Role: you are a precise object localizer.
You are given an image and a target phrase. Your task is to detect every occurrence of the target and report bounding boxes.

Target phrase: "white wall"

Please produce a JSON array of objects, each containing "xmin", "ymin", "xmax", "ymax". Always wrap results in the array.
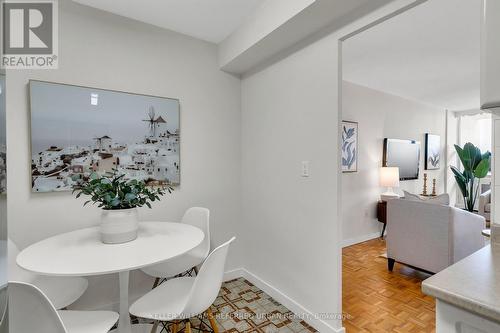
[
  {"xmin": 341, "ymin": 81, "xmax": 446, "ymax": 246},
  {"xmin": 240, "ymin": 30, "xmax": 342, "ymax": 333},
  {"xmin": 6, "ymin": 0, "xmax": 241, "ymax": 310},
  {"xmin": 492, "ymin": 113, "xmax": 500, "ymax": 240},
  {"xmin": 239, "ymin": 1, "xmax": 421, "ymax": 332}
]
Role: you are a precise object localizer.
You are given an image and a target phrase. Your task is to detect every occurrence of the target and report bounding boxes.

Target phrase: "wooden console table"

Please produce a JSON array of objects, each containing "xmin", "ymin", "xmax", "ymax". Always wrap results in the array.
[{"xmin": 377, "ymin": 201, "xmax": 387, "ymax": 238}]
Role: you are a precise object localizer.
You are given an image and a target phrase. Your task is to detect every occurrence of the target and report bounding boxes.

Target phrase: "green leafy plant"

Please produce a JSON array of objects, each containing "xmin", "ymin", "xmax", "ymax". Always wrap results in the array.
[
  {"xmin": 73, "ymin": 171, "xmax": 172, "ymax": 210},
  {"xmin": 450, "ymin": 142, "xmax": 491, "ymax": 212}
]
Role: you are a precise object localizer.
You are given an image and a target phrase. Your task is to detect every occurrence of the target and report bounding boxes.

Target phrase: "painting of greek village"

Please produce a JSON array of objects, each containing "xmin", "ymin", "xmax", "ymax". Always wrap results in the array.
[{"xmin": 30, "ymin": 81, "xmax": 180, "ymax": 193}]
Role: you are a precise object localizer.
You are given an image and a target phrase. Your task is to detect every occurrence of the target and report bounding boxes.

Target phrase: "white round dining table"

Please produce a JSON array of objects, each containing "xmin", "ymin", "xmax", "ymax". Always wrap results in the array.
[{"xmin": 17, "ymin": 222, "xmax": 205, "ymax": 333}]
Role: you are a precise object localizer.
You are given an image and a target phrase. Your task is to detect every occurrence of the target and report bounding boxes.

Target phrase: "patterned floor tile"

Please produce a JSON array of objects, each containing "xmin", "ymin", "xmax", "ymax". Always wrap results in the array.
[
  {"xmin": 131, "ymin": 279, "xmax": 318, "ymax": 332},
  {"xmin": 210, "ymin": 278, "xmax": 318, "ymax": 333}
]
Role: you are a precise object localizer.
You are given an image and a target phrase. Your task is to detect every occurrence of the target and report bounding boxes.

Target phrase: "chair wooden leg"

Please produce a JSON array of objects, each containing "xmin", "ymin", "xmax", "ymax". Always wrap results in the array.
[
  {"xmin": 185, "ymin": 321, "xmax": 192, "ymax": 333},
  {"xmin": 152, "ymin": 277, "xmax": 160, "ymax": 289},
  {"xmin": 171, "ymin": 321, "xmax": 179, "ymax": 333},
  {"xmin": 150, "ymin": 321, "xmax": 159, "ymax": 333},
  {"xmin": 206, "ymin": 307, "xmax": 219, "ymax": 333}
]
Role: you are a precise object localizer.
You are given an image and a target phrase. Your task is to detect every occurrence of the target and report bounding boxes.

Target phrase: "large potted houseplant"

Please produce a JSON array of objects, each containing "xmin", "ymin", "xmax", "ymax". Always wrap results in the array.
[
  {"xmin": 73, "ymin": 172, "xmax": 172, "ymax": 244},
  {"xmin": 450, "ymin": 142, "xmax": 491, "ymax": 212}
]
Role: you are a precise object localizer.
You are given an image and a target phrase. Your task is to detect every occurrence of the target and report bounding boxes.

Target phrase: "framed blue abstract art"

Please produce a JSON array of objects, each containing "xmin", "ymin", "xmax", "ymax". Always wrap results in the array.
[{"xmin": 341, "ymin": 121, "xmax": 358, "ymax": 173}]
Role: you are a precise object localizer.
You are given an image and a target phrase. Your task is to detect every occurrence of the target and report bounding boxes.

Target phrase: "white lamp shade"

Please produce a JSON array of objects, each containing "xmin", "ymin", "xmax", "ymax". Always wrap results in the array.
[{"xmin": 380, "ymin": 167, "xmax": 400, "ymax": 187}]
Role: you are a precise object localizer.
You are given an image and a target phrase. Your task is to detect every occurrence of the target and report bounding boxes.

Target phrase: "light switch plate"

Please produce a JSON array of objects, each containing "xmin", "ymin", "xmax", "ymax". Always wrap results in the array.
[{"xmin": 301, "ymin": 161, "xmax": 310, "ymax": 177}]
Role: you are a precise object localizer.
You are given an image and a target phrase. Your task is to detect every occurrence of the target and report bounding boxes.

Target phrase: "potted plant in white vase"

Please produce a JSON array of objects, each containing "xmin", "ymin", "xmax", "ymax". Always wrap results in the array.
[{"xmin": 73, "ymin": 171, "xmax": 172, "ymax": 244}]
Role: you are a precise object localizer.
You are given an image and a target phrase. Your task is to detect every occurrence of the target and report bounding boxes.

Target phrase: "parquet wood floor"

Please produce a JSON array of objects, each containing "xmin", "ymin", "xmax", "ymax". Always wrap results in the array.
[{"xmin": 342, "ymin": 238, "xmax": 436, "ymax": 333}]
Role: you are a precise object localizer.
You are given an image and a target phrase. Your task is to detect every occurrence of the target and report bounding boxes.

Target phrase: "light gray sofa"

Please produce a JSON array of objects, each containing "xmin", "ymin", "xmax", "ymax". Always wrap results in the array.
[{"xmin": 386, "ymin": 198, "xmax": 485, "ymax": 274}]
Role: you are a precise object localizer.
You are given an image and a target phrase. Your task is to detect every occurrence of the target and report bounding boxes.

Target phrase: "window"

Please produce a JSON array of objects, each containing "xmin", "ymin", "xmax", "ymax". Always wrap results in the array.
[{"xmin": 459, "ymin": 113, "xmax": 492, "ymax": 155}]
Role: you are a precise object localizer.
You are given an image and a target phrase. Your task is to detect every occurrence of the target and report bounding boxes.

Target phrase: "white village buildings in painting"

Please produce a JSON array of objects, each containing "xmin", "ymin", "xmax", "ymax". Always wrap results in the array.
[{"xmin": 32, "ymin": 107, "xmax": 180, "ymax": 192}]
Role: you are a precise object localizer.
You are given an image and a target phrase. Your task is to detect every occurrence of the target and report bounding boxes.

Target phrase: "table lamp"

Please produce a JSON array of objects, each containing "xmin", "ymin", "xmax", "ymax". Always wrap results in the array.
[{"xmin": 380, "ymin": 167, "xmax": 400, "ymax": 201}]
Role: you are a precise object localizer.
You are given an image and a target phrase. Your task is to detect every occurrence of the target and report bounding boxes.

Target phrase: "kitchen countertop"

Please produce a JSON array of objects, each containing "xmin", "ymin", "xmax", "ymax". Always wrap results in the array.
[{"xmin": 422, "ymin": 244, "xmax": 500, "ymax": 322}]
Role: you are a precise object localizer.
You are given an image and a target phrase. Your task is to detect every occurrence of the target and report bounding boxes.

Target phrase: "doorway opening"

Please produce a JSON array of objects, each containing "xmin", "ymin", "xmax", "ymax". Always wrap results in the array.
[{"xmin": 338, "ymin": 0, "xmax": 485, "ymax": 331}]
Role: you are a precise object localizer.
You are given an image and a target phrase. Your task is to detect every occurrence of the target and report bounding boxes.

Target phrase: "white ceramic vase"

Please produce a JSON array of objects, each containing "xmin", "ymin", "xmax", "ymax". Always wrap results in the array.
[{"xmin": 100, "ymin": 208, "xmax": 139, "ymax": 244}]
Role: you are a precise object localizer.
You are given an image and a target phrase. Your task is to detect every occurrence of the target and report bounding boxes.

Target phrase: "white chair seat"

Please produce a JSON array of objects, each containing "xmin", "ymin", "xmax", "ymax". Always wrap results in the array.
[
  {"xmin": 10, "ymin": 282, "xmax": 119, "ymax": 333},
  {"xmin": 131, "ymin": 237, "xmax": 235, "ymax": 333},
  {"xmin": 58, "ymin": 310, "xmax": 119, "ymax": 333},
  {"xmin": 33, "ymin": 276, "xmax": 88, "ymax": 309},
  {"xmin": 130, "ymin": 277, "xmax": 195, "ymax": 321},
  {"xmin": 141, "ymin": 253, "xmax": 204, "ymax": 279}
]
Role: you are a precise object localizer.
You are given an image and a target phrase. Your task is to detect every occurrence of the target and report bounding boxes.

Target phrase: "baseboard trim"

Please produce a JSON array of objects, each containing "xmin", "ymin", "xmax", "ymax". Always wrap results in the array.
[
  {"xmin": 342, "ymin": 232, "xmax": 380, "ymax": 248},
  {"xmin": 223, "ymin": 268, "xmax": 245, "ymax": 282},
  {"xmin": 224, "ymin": 268, "xmax": 344, "ymax": 333},
  {"xmin": 80, "ymin": 268, "xmax": 345, "ymax": 333}
]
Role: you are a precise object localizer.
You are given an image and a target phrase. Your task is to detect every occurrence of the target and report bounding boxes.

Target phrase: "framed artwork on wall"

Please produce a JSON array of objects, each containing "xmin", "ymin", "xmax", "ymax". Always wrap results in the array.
[
  {"xmin": 425, "ymin": 133, "xmax": 440, "ymax": 170},
  {"xmin": 342, "ymin": 121, "xmax": 358, "ymax": 173},
  {"xmin": 29, "ymin": 80, "xmax": 180, "ymax": 193}
]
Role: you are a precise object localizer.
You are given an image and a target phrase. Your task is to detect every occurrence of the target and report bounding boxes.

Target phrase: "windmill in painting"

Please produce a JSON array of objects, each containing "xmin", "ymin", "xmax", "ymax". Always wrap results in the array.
[
  {"xmin": 342, "ymin": 121, "xmax": 358, "ymax": 173},
  {"xmin": 143, "ymin": 106, "xmax": 167, "ymax": 138},
  {"xmin": 30, "ymin": 81, "xmax": 180, "ymax": 193}
]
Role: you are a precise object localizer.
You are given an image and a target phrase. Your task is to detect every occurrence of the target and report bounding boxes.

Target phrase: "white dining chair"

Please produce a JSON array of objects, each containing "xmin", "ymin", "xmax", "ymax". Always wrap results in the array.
[
  {"xmin": 130, "ymin": 237, "xmax": 235, "ymax": 333},
  {"xmin": 141, "ymin": 207, "xmax": 211, "ymax": 287},
  {"xmin": 10, "ymin": 281, "xmax": 118, "ymax": 333},
  {"xmin": 8, "ymin": 239, "xmax": 89, "ymax": 309}
]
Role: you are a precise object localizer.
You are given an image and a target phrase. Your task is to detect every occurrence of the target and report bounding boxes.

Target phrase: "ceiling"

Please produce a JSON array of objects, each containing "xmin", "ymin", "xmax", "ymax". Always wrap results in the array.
[
  {"xmin": 72, "ymin": 0, "xmax": 266, "ymax": 43},
  {"xmin": 342, "ymin": 0, "xmax": 481, "ymax": 111}
]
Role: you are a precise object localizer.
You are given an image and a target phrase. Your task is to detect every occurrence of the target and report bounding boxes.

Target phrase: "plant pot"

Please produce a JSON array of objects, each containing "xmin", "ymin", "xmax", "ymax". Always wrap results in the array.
[{"xmin": 100, "ymin": 208, "xmax": 139, "ymax": 244}]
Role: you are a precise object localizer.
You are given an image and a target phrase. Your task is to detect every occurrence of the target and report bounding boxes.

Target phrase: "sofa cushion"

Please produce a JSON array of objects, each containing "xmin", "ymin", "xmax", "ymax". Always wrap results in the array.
[
  {"xmin": 403, "ymin": 191, "xmax": 422, "ymax": 201},
  {"xmin": 403, "ymin": 191, "xmax": 450, "ymax": 205}
]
